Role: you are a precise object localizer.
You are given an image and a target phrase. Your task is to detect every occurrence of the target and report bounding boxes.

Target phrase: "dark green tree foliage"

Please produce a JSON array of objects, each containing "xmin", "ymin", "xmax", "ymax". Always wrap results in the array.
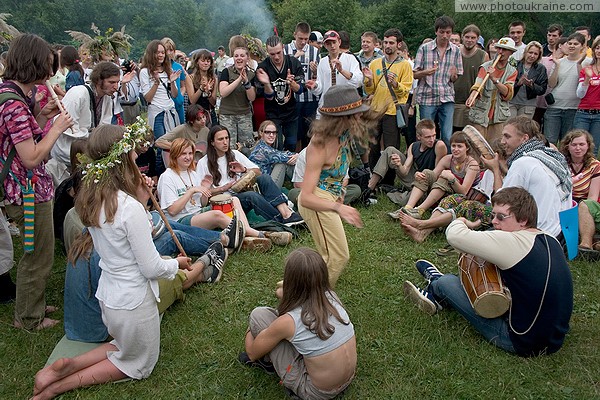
[{"xmin": 3, "ymin": 0, "xmax": 600, "ymax": 57}]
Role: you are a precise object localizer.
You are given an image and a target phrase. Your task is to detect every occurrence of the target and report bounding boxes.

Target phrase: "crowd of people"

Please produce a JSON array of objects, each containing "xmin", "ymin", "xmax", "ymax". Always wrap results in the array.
[{"xmin": 0, "ymin": 14, "xmax": 597, "ymax": 399}]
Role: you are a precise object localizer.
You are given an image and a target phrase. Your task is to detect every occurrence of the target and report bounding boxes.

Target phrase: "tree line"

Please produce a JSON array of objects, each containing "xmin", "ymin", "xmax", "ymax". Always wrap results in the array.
[{"xmin": 3, "ymin": 0, "xmax": 598, "ymax": 58}]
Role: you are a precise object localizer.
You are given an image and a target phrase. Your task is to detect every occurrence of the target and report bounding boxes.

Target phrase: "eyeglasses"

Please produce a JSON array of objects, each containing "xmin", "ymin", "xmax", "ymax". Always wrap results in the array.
[
  {"xmin": 491, "ymin": 212, "xmax": 514, "ymax": 221},
  {"xmin": 263, "ymin": 130, "xmax": 277, "ymax": 136}
]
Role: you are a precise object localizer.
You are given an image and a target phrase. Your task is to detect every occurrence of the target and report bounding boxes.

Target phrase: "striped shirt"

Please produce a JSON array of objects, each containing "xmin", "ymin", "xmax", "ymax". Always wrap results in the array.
[
  {"xmin": 413, "ymin": 40, "xmax": 463, "ymax": 106},
  {"xmin": 284, "ymin": 42, "xmax": 320, "ymax": 103},
  {"xmin": 571, "ymin": 159, "xmax": 600, "ymax": 202}
]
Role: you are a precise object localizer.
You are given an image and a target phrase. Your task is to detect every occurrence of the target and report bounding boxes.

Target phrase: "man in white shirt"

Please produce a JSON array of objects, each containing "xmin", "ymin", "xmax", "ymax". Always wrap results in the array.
[
  {"xmin": 508, "ymin": 21, "xmax": 527, "ymax": 61},
  {"xmin": 484, "ymin": 116, "xmax": 571, "ymax": 238},
  {"xmin": 305, "ymin": 30, "xmax": 363, "ymax": 117},
  {"xmin": 49, "ymin": 62, "xmax": 122, "ymax": 183},
  {"xmin": 284, "ymin": 22, "xmax": 321, "ymax": 150}
]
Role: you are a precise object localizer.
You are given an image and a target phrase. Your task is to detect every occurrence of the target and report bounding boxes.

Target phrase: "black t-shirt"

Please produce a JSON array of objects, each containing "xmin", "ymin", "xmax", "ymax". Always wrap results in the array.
[{"xmin": 257, "ymin": 55, "xmax": 304, "ymax": 120}]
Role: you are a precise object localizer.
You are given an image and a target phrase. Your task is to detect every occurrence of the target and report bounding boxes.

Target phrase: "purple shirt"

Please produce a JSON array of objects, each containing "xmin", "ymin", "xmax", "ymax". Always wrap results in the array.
[{"xmin": 0, "ymin": 86, "xmax": 54, "ymax": 205}]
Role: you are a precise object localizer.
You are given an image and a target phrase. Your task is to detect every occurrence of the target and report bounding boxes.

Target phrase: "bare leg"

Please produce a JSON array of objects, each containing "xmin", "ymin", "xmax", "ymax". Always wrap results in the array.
[
  {"xmin": 276, "ymin": 203, "xmax": 292, "ymax": 219},
  {"xmin": 417, "ymin": 188, "xmax": 446, "ymax": 211},
  {"xmin": 579, "ymin": 202, "xmax": 596, "ymax": 248},
  {"xmin": 367, "ymin": 173, "xmax": 382, "ymax": 190},
  {"xmin": 33, "ymin": 343, "xmax": 122, "ymax": 396},
  {"xmin": 405, "ymin": 187, "xmax": 425, "ymax": 208},
  {"xmin": 231, "ymin": 197, "xmax": 261, "ymax": 237},
  {"xmin": 181, "ymin": 260, "xmax": 206, "ymax": 290},
  {"xmin": 191, "ymin": 210, "xmax": 230, "ymax": 230}
]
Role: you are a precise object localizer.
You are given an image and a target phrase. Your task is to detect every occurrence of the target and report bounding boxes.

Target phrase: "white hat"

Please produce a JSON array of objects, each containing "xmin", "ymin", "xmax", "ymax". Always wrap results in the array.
[
  {"xmin": 495, "ymin": 37, "xmax": 517, "ymax": 52},
  {"xmin": 310, "ymin": 31, "xmax": 324, "ymax": 43}
]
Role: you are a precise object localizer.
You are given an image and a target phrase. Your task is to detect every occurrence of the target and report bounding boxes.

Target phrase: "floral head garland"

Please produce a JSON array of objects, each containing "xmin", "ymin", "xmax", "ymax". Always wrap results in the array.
[
  {"xmin": 65, "ymin": 23, "xmax": 133, "ymax": 59},
  {"xmin": 80, "ymin": 116, "xmax": 151, "ymax": 185}
]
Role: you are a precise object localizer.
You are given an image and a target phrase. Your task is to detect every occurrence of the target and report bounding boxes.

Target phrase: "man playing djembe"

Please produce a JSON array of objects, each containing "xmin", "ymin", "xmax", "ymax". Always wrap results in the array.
[{"xmin": 404, "ymin": 187, "xmax": 573, "ymax": 356}]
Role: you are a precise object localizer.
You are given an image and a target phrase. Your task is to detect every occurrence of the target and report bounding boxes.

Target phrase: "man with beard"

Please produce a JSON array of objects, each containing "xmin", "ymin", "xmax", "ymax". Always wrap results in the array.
[
  {"xmin": 466, "ymin": 37, "xmax": 518, "ymax": 141},
  {"xmin": 256, "ymin": 35, "xmax": 305, "ymax": 152},
  {"xmin": 483, "ymin": 115, "xmax": 571, "ymax": 238},
  {"xmin": 50, "ymin": 62, "xmax": 122, "ymax": 172},
  {"xmin": 453, "ymin": 25, "xmax": 489, "ymax": 132},
  {"xmin": 363, "ymin": 28, "xmax": 413, "ymax": 155}
]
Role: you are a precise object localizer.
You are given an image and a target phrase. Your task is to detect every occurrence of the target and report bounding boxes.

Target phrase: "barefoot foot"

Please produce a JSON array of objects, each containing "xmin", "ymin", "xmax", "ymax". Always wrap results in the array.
[
  {"xmin": 401, "ymin": 223, "xmax": 428, "ymax": 243},
  {"xmin": 33, "ymin": 358, "xmax": 75, "ymax": 395},
  {"xmin": 14, "ymin": 318, "xmax": 60, "ymax": 331}
]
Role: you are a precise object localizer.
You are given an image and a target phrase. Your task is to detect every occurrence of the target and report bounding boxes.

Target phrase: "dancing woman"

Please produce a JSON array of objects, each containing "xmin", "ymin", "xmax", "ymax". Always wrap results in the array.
[{"xmin": 298, "ymin": 85, "xmax": 378, "ymax": 287}]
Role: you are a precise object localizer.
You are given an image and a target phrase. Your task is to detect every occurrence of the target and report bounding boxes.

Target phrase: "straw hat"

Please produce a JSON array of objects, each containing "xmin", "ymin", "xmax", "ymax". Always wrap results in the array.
[
  {"xmin": 495, "ymin": 37, "xmax": 517, "ymax": 52},
  {"xmin": 319, "ymin": 85, "xmax": 371, "ymax": 116}
]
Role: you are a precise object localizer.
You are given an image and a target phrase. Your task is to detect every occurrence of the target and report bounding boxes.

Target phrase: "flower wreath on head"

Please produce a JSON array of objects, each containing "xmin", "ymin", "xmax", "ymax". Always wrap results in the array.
[{"xmin": 79, "ymin": 116, "xmax": 151, "ymax": 185}]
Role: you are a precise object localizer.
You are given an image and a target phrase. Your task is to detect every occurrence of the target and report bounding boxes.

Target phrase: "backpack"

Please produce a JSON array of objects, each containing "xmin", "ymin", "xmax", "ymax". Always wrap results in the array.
[{"xmin": 0, "ymin": 92, "xmax": 27, "ymax": 201}]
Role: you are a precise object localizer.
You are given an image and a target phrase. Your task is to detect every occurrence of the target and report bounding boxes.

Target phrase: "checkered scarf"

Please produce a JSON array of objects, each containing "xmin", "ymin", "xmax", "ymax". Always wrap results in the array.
[{"xmin": 507, "ymin": 139, "xmax": 572, "ymax": 201}]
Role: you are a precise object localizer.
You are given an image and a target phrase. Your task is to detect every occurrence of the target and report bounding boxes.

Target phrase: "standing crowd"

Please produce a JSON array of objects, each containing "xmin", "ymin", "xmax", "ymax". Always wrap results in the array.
[{"xmin": 0, "ymin": 14, "xmax": 597, "ymax": 399}]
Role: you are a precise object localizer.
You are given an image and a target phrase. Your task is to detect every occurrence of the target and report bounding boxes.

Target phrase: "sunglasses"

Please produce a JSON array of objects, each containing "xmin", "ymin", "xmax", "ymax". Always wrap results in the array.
[
  {"xmin": 263, "ymin": 130, "xmax": 277, "ymax": 135},
  {"xmin": 491, "ymin": 212, "xmax": 513, "ymax": 221}
]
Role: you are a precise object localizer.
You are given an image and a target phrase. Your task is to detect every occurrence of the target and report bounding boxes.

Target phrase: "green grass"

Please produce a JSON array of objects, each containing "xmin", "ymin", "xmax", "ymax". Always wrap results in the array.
[{"xmin": 1, "ymin": 195, "xmax": 599, "ymax": 399}]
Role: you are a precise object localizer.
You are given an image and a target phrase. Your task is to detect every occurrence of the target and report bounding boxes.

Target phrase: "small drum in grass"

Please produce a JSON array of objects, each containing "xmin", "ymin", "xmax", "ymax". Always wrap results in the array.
[
  {"xmin": 459, "ymin": 253, "xmax": 511, "ymax": 318},
  {"xmin": 465, "ymin": 187, "xmax": 489, "ymax": 204},
  {"xmin": 210, "ymin": 193, "xmax": 234, "ymax": 218}
]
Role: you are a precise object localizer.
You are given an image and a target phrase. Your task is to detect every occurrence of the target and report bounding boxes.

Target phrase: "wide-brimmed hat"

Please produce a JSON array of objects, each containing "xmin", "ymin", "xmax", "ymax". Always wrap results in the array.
[
  {"xmin": 495, "ymin": 37, "xmax": 517, "ymax": 52},
  {"xmin": 319, "ymin": 85, "xmax": 371, "ymax": 116}
]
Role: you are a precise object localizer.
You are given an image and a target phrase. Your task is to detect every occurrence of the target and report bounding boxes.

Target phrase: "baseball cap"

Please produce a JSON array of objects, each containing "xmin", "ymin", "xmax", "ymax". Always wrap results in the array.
[
  {"xmin": 323, "ymin": 30, "xmax": 340, "ymax": 43},
  {"xmin": 309, "ymin": 31, "xmax": 324, "ymax": 43}
]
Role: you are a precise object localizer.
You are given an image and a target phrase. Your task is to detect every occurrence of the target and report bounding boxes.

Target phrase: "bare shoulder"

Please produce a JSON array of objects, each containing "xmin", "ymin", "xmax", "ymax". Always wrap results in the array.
[{"xmin": 434, "ymin": 140, "xmax": 448, "ymax": 153}]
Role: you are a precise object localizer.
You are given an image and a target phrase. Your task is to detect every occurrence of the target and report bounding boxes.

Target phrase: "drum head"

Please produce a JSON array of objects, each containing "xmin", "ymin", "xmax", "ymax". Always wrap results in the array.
[
  {"xmin": 210, "ymin": 193, "xmax": 232, "ymax": 203},
  {"xmin": 463, "ymin": 125, "xmax": 495, "ymax": 160},
  {"xmin": 473, "ymin": 293, "xmax": 510, "ymax": 318}
]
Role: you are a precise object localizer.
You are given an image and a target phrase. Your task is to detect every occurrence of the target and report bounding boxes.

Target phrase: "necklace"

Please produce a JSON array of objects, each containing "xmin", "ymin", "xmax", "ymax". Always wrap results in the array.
[{"xmin": 179, "ymin": 171, "xmax": 196, "ymax": 205}]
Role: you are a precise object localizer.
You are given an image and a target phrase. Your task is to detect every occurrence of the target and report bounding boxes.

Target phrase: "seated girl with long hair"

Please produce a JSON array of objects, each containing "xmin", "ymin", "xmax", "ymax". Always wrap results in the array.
[
  {"xmin": 32, "ymin": 125, "xmax": 191, "ymax": 399},
  {"xmin": 240, "ymin": 247, "xmax": 357, "ymax": 399},
  {"xmin": 158, "ymin": 138, "xmax": 290, "ymax": 248}
]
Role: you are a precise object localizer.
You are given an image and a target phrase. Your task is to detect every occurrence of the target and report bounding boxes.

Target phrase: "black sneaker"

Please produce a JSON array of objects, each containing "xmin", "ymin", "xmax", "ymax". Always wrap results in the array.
[
  {"xmin": 201, "ymin": 242, "xmax": 227, "ymax": 283},
  {"xmin": 223, "ymin": 212, "xmax": 244, "ymax": 254},
  {"xmin": 279, "ymin": 212, "xmax": 304, "ymax": 227},
  {"xmin": 238, "ymin": 351, "xmax": 275, "ymax": 374}
]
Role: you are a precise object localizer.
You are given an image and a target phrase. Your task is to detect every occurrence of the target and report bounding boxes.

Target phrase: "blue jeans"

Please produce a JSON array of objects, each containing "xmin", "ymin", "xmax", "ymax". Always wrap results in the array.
[
  {"xmin": 235, "ymin": 174, "xmax": 287, "ymax": 221},
  {"xmin": 153, "ymin": 220, "xmax": 220, "ymax": 256},
  {"xmin": 271, "ymin": 116, "xmax": 299, "ymax": 152},
  {"xmin": 430, "ymin": 274, "xmax": 516, "ymax": 353},
  {"xmin": 154, "ymin": 112, "xmax": 167, "ymax": 175},
  {"xmin": 573, "ymin": 110, "xmax": 600, "ymax": 152},
  {"xmin": 420, "ymin": 102, "xmax": 454, "ymax": 150},
  {"xmin": 544, "ymin": 108, "xmax": 577, "ymax": 144},
  {"xmin": 64, "ymin": 251, "xmax": 108, "ymax": 342},
  {"xmin": 296, "ymin": 100, "xmax": 319, "ymax": 149}
]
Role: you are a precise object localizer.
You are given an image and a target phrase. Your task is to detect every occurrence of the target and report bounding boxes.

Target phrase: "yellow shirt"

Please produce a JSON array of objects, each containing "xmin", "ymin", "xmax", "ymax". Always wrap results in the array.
[{"xmin": 364, "ymin": 57, "xmax": 413, "ymax": 115}]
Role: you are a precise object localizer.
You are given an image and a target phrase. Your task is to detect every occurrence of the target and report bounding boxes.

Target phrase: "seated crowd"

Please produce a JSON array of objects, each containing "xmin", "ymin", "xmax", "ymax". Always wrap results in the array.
[{"xmin": 0, "ymin": 14, "xmax": 597, "ymax": 399}]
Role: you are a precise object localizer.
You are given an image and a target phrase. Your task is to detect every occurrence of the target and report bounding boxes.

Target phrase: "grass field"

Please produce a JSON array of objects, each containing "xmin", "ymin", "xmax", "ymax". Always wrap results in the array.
[{"xmin": 1, "ymin": 194, "xmax": 599, "ymax": 399}]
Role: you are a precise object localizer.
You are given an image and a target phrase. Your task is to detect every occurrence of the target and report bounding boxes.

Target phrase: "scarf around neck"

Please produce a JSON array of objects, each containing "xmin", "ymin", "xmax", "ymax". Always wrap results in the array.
[{"xmin": 507, "ymin": 139, "xmax": 572, "ymax": 201}]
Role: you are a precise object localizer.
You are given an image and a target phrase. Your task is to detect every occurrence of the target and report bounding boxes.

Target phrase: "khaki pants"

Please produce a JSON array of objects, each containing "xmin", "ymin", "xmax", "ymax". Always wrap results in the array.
[
  {"xmin": 298, "ymin": 188, "xmax": 349, "ymax": 287},
  {"xmin": 249, "ymin": 307, "xmax": 352, "ymax": 400},
  {"xmin": 372, "ymin": 146, "xmax": 415, "ymax": 190},
  {"xmin": 471, "ymin": 122, "xmax": 505, "ymax": 143},
  {"xmin": 6, "ymin": 201, "xmax": 54, "ymax": 330},
  {"xmin": 413, "ymin": 169, "xmax": 455, "ymax": 194}
]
